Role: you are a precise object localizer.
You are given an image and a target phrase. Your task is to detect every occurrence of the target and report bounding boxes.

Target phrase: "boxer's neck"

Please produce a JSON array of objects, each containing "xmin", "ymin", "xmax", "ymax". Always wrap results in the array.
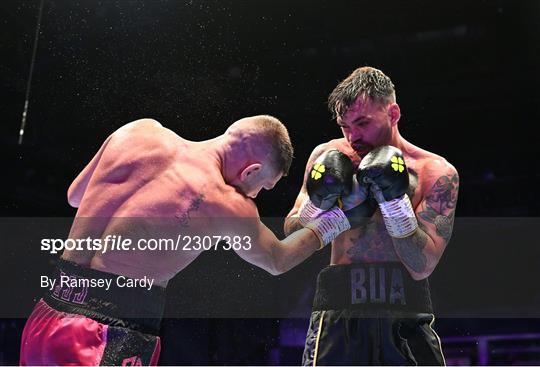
[
  {"xmin": 391, "ymin": 129, "xmax": 421, "ymax": 158},
  {"xmin": 187, "ymin": 135, "xmax": 229, "ymax": 175},
  {"xmin": 192, "ymin": 134, "xmax": 241, "ymax": 185},
  {"xmin": 387, "ymin": 127, "xmax": 406, "ymax": 152}
]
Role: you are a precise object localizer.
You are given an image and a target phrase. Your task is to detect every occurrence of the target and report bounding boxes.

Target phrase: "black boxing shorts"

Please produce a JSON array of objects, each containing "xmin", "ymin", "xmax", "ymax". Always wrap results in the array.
[
  {"xmin": 302, "ymin": 263, "xmax": 445, "ymax": 366},
  {"xmin": 20, "ymin": 259, "xmax": 165, "ymax": 366}
]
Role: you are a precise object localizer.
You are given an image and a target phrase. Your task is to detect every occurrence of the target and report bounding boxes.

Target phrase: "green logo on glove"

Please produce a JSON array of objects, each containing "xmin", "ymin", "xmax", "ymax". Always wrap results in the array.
[
  {"xmin": 391, "ymin": 156, "xmax": 405, "ymax": 173},
  {"xmin": 311, "ymin": 163, "xmax": 325, "ymax": 180}
]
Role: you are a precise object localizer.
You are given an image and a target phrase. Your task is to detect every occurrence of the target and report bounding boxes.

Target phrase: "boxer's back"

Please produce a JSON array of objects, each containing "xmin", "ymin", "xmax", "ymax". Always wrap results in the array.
[{"xmin": 63, "ymin": 119, "xmax": 241, "ymax": 286}]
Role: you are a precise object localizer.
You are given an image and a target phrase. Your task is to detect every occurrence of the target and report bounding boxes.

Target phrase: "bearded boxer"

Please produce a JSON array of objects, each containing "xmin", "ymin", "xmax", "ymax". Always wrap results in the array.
[
  {"xmin": 20, "ymin": 115, "xmax": 352, "ymax": 366},
  {"xmin": 285, "ymin": 67, "xmax": 459, "ymax": 365}
]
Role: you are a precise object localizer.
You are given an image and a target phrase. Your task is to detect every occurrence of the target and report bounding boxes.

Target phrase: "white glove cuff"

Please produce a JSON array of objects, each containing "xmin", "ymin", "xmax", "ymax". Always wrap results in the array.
[
  {"xmin": 305, "ymin": 206, "xmax": 351, "ymax": 248},
  {"xmin": 298, "ymin": 198, "xmax": 325, "ymax": 226},
  {"xmin": 378, "ymin": 194, "xmax": 418, "ymax": 238}
]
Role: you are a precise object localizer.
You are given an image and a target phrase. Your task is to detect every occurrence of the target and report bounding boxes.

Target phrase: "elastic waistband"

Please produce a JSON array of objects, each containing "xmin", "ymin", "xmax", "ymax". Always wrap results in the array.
[
  {"xmin": 44, "ymin": 259, "xmax": 166, "ymax": 335},
  {"xmin": 313, "ymin": 263, "xmax": 433, "ymax": 314}
]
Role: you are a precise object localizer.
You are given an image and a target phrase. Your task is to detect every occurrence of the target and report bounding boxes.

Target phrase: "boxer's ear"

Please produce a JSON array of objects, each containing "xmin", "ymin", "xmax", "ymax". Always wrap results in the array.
[
  {"xmin": 388, "ymin": 103, "xmax": 401, "ymax": 126},
  {"xmin": 240, "ymin": 163, "xmax": 262, "ymax": 181}
]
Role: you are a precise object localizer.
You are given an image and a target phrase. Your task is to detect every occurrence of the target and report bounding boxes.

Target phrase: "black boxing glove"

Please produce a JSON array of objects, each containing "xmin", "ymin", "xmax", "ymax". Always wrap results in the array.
[
  {"xmin": 306, "ymin": 149, "xmax": 354, "ymax": 210},
  {"xmin": 343, "ymin": 189, "xmax": 378, "ymax": 228},
  {"xmin": 298, "ymin": 150, "xmax": 375, "ymax": 245},
  {"xmin": 297, "ymin": 150, "xmax": 353, "ymax": 246},
  {"xmin": 357, "ymin": 145, "xmax": 418, "ymax": 238}
]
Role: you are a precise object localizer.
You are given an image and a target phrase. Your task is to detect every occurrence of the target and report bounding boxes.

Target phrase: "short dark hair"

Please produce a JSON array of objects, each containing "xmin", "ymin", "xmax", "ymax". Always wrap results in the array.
[
  {"xmin": 328, "ymin": 66, "xmax": 396, "ymax": 119},
  {"xmin": 257, "ymin": 115, "xmax": 294, "ymax": 176},
  {"xmin": 228, "ymin": 115, "xmax": 294, "ymax": 176}
]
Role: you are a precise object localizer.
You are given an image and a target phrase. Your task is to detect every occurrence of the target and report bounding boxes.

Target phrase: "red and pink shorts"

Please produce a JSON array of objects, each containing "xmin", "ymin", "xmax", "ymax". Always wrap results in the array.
[{"xmin": 20, "ymin": 260, "xmax": 165, "ymax": 366}]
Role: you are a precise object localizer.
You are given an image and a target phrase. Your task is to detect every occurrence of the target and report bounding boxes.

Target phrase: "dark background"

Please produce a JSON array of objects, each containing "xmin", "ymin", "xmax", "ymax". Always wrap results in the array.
[{"xmin": 1, "ymin": 0, "xmax": 540, "ymax": 364}]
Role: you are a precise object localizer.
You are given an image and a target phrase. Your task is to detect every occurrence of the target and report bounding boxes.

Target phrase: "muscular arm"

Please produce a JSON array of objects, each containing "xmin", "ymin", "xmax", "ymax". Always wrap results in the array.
[
  {"xmin": 283, "ymin": 199, "xmax": 306, "ymax": 236},
  {"xmin": 239, "ymin": 219, "xmax": 322, "ymax": 275},
  {"xmin": 220, "ymin": 195, "xmax": 322, "ymax": 275},
  {"xmin": 392, "ymin": 163, "xmax": 459, "ymax": 280}
]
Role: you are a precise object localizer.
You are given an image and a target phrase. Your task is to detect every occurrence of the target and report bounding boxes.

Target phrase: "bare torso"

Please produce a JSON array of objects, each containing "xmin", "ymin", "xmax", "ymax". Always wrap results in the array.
[
  {"xmin": 320, "ymin": 138, "xmax": 446, "ymax": 265},
  {"xmin": 62, "ymin": 120, "xmax": 248, "ymax": 286}
]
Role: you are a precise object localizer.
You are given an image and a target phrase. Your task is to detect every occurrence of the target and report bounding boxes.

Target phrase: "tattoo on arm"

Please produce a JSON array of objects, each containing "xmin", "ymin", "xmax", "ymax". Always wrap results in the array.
[
  {"xmin": 394, "ymin": 173, "xmax": 458, "ymax": 273},
  {"xmin": 418, "ymin": 173, "xmax": 459, "ymax": 242},
  {"xmin": 394, "ymin": 222, "xmax": 429, "ymax": 273}
]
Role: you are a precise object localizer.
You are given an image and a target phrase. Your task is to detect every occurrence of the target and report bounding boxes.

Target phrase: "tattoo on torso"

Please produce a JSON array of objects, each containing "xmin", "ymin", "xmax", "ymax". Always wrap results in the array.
[
  {"xmin": 340, "ymin": 161, "xmax": 459, "ymax": 270},
  {"xmin": 345, "ymin": 222, "xmax": 398, "ymax": 262},
  {"xmin": 345, "ymin": 169, "xmax": 419, "ymax": 262}
]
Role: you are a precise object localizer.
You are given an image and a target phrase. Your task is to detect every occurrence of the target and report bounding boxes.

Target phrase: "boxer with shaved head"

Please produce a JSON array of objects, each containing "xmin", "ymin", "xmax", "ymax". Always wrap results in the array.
[{"xmin": 20, "ymin": 115, "xmax": 351, "ymax": 366}]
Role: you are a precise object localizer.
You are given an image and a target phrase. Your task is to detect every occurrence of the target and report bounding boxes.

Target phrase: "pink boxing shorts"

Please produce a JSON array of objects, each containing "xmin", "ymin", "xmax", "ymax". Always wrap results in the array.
[{"xmin": 20, "ymin": 259, "xmax": 165, "ymax": 366}]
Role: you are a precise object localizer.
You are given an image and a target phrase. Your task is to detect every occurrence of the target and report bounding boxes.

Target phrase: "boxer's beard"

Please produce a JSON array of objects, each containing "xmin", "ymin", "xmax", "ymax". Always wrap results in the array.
[
  {"xmin": 351, "ymin": 141, "xmax": 373, "ymax": 155},
  {"xmin": 353, "ymin": 125, "xmax": 393, "ymax": 155}
]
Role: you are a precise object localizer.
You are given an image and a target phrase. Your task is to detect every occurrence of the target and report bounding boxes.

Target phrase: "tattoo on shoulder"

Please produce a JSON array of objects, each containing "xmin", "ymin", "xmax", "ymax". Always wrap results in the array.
[
  {"xmin": 178, "ymin": 193, "xmax": 205, "ymax": 227},
  {"xmin": 418, "ymin": 173, "xmax": 459, "ymax": 242}
]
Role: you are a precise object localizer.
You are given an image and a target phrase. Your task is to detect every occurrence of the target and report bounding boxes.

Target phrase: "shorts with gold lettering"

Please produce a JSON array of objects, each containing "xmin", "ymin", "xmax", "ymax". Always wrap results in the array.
[{"xmin": 302, "ymin": 263, "xmax": 445, "ymax": 366}]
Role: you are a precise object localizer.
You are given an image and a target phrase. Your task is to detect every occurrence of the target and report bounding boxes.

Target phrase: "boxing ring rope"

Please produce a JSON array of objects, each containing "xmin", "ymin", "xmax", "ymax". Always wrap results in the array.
[{"xmin": 18, "ymin": 0, "xmax": 45, "ymax": 145}]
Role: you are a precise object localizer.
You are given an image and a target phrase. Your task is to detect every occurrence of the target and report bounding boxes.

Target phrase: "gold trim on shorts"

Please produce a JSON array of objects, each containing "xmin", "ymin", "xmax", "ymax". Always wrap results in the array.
[{"xmin": 312, "ymin": 310, "xmax": 326, "ymax": 367}]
